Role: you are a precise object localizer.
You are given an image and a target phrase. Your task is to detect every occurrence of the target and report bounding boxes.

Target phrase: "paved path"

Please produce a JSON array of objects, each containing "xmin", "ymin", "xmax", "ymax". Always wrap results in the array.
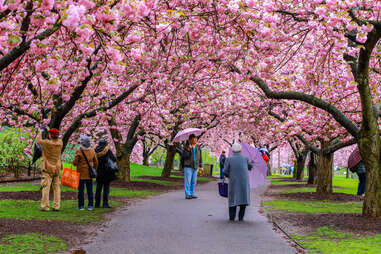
[{"xmin": 85, "ymin": 180, "xmax": 295, "ymax": 254}]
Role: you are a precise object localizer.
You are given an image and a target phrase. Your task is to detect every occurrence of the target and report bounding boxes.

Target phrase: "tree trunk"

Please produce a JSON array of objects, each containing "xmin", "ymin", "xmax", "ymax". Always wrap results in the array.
[
  {"xmin": 316, "ymin": 152, "xmax": 334, "ymax": 194},
  {"xmin": 143, "ymin": 155, "xmax": 149, "ymax": 166},
  {"xmin": 358, "ymin": 135, "xmax": 381, "ymax": 217},
  {"xmin": 118, "ymin": 150, "xmax": 132, "ymax": 182},
  {"xmin": 308, "ymin": 152, "xmax": 317, "ymax": 185},
  {"xmin": 296, "ymin": 152, "xmax": 307, "ymax": 180},
  {"xmin": 161, "ymin": 145, "xmax": 177, "ymax": 177},
  {"xmin": 267, "ymin": 163, "xmax": 272, "ymax": 176}
]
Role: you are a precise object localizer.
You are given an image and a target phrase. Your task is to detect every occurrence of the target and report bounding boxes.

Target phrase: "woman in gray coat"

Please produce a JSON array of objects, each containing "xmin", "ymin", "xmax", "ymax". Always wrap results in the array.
[{"xmin": 224, "ymin": 143, "xmax": 253, "ymax": 221}]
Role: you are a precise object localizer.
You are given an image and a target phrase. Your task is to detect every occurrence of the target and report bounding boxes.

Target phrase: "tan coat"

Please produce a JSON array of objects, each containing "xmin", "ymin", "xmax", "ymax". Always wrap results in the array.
[
  {"xmin": 37, "ymin": 132, "xmax": 63, "ymax": 176},
  {"xmin": 73, "ymin": 148, "xmax": 98, "ymax": 180}
]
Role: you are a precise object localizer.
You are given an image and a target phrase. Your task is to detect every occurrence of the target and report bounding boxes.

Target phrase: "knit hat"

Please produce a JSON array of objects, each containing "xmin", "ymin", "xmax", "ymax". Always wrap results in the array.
[
  {"xmin": 232, "ymin": 143, "xmax": 242, "ymax": 153},
  {"xmin": 48, "ymin": 128, "xmax": 59, "ymax": 137},
  {"xmin": 80, "ymin": 135, "xmax": 91, "ymax": 149}
]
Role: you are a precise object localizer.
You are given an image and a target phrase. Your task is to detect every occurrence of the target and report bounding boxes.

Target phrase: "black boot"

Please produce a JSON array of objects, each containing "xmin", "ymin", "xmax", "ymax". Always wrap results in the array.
[{"xmin": 238, "ymin": 205, "xmax": 246, "ymax": 221}]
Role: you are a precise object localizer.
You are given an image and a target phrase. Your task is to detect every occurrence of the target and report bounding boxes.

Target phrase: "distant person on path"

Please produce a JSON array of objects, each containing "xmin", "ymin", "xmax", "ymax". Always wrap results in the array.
[
  {"xmin": 224, "ymin": 143, "xmax": 252, "ymax": 221},
  {"xmin": 73, "ymin": 135, "xmax": 98, "ymax": 211},
  {"xmin": 95, "ymin": 138, "xmax": 117, "ymax": 208},
  {"xmin": 219, "ymin": 151, "xmax": 226, "ymax": 179},
  {"xmin": 37, "ymin": 127, "xmax": 63, "ymax": 211},
  {"xmin": 180, "ymin": 134, "xmax": 203, "ymax": 199},
  {"xmin": 353, "ymin": 161, "xmax": 366, "ymax": 196}
]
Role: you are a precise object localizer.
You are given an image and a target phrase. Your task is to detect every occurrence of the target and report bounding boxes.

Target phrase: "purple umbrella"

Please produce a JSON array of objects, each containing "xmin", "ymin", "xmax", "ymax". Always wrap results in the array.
[
  {"xmin": 229, "ymin": 142, "xmax": 267, "ymax": 188},
  {"xmin": 173, "ymin": 128, "xmax": 204, "ymax": 143}
]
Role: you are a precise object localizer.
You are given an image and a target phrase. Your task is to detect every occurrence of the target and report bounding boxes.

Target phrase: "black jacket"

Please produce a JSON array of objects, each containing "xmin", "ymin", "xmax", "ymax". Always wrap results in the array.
[
  {"xmin": 181, "ymin": 145, "xmax": 202, "ymax": 169},
  {"xmin": 96, "ymin": 148, "xmax": 117, "ymax": 183}
]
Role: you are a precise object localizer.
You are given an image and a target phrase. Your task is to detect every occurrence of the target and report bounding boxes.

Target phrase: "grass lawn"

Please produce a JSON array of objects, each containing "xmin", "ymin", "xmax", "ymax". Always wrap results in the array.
[
  {"xmin": 279, "ymin": 176, "xmax": 359, "ymax": 195},
  {"xmin": 109, "ymin": 189, "xmax": 157, "ymax": 197},
  {"xmin": 263, "ymin": 200, "xmax": 362, "ymax": 214},
  {"xmin": 271, "ymin": 181, "xmax": 306, "ymax": 185},
  {"xmin": 0, "ymin": 233, "xmax": 67, "ymax": 254},
  {"xmin": 267, "ymin": 174, "xmax": 293, "ymax": 179},
  {"xmin": 292, "ymin": 227, "xmax": 381, "ymax": 254},
  {"xmin": 0, "ymin": 200, "xmax": 122, "ymax": 223}
]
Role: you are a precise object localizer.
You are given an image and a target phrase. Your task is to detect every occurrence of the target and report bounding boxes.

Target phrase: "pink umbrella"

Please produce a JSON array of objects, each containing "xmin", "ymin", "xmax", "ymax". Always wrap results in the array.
[
  {"xmin": 229, "ymin": 142, "xmax": 267, "ymax": 188},
  {"xmin": 173, "ymin": 128, "xmax": 204, "ymax": 143}
]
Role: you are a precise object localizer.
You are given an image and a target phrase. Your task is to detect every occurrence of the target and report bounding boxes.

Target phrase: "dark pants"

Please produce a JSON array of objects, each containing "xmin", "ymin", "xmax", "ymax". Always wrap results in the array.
[
  {"xmin": 95, "ymin": 181, "xmax": 110, "ymax": 207},
  {"xmin": 357, "ymin": 172, "xmax": 366, "ymax": 195},
  {"xmin": 220, "ymin": 167, "xmax": 224, "ymax": 179},
  {"xmin": 229, "ymin": 205, "xmax": 247, "ymax": 221},
  {"xmin": 78, "ymin": 179, "xmax": 93, "ymax": 208}
]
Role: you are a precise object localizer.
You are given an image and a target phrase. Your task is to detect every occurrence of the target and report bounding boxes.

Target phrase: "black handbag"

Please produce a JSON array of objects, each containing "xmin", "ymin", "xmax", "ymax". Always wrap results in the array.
[{"xmin": 80, "ymin": 149, "xmax": 97, "ymax": 178}]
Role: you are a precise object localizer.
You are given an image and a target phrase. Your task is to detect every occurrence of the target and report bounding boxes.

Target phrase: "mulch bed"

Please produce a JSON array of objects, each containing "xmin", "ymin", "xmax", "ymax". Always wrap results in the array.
[
  {"xmin": 0, "ymin": 191, "xmax": 77, "ymax": 201},
  {"xmin": 0, "ymin": 218, "xmax": 91, "ymax": 247},
  {"xmin": 269, "ymin": 212, "xmax": 381, "ymax": 236},
  {"xmin": 272, "ymin": 192, "xmax": 363, "ymax": 202}
]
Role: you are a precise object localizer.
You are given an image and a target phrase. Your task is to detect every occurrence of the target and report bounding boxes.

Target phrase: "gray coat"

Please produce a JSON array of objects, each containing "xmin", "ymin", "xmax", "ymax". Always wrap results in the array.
[{"xmin": 223, "ymin": 153, "xmax": 253, "ymax": 207}]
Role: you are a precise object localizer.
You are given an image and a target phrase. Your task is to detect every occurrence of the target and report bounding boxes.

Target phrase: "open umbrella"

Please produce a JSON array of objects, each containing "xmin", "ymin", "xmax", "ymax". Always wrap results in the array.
[
  {"xmin": 348, "ymin": 146, "xmax": 362, "ymax": 170},
  {"xmin": 229, "ymin": 142, "xmax": 268, "ymax": 188},
  {"xmin": 173, "ymin": 128, "xmax": 203, "ymax": 143}
]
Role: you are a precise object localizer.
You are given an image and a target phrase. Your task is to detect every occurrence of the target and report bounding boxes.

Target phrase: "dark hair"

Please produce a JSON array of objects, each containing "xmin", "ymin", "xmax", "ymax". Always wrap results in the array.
[{"xmin": 188, "ymin": 134, "xmax": 196, "ymax": 140}]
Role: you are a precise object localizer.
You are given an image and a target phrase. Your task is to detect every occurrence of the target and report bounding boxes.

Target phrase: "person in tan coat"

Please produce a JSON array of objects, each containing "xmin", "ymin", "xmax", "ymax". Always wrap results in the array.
[
  {"xmin": 37, "ymin": 127, "xmax": 63, "ymax": 211},
  {"xmin": 72, "ymin": 135, "xmax": 98, "ymax": 211}
]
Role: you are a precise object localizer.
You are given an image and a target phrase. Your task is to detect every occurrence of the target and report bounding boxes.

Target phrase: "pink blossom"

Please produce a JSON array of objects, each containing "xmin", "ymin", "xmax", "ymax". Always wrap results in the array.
[
  {"xmin": 137, "ymin": 1, "xmax": 150, "ymax": 18},
  {"xmin": 63, "ymin": 4, "xmax": 86, "ymax": 31},
  {"xmin": 42, "ymin": 0, "xmax": 54, "ymax": 10}
]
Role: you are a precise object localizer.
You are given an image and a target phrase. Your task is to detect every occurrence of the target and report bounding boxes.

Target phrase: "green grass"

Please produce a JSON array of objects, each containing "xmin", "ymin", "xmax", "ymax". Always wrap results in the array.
[
  {"xmin": 0, "ymin": 200, "xmax": 121, "ymax": 223},
  {"xmin": 0, "ymin": 183, "xmax": 74, "ymax": 193},
  {"xmin": 263, "ymin": 200, "xmax": 362, "ymax": 214},
  {"xmin": 130, "ymin": 163, "xmax": 163, "ymax": 178},
  {"xmin": 271, "ymin": 181, "xmax": 306, "ymax": 185},
  {"xmin": 276, "ymin": 175, "xmax": 359, "ymax": 195},
  {"xmin": 266, "ymin": 174, "xmax": 293, "ymax": 179},
  {"xmin": 133, "ymin": 178, "xmax": 178, "ymax": 186},
  {"xmin": 0, "ymin": 183, "xmax": 159, "ymax": 197},
  {"xmin": 0, "ymin": 233, "xmax": 67, "ymax": 254},
  {"xmin": 292, "ymin": 227, "xmax": 381, "ymax": 254},
  {"xmin": 109, "ymin": 189, "xmax": 157, "ymax": 197},
  {"xmin": 282, "ymin": 187, "xmax": 357, "ymax": 195}
]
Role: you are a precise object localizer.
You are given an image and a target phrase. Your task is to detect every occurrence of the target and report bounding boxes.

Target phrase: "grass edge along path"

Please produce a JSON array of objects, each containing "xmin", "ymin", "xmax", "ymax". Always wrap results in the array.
[
  {"xmin": 0, "ymin": 233, "xmax": 67, "ymax": 254},
  {"xmin": 0, "ymin": 199, "xmax": 122, "ymax": 223},
  {"xmin": 263, "ymin": 200, "xmax": 362, "ymax": 214},
  {"xmin": 291, "ymin": 227, "xmax": 381, "ymax": 254}
]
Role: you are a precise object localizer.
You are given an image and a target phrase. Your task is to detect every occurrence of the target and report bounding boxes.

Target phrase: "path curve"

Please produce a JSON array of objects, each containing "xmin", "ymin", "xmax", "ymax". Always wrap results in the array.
[{"xmin": 85, "ymin": 180, "xmax": 295, "ymax": 254}]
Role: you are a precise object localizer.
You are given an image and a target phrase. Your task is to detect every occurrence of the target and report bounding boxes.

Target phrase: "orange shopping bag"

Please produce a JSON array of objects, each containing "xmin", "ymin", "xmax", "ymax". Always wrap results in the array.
[{"xmin": 61, "ymin": 167, "xmax": 80, "ymax": 189}]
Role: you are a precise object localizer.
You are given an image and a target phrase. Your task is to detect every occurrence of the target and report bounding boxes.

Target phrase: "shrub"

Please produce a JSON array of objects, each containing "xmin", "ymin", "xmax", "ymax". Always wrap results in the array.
[{"xmin": 0, "ymin": 127, "xmax": 32, "ymax": 177}]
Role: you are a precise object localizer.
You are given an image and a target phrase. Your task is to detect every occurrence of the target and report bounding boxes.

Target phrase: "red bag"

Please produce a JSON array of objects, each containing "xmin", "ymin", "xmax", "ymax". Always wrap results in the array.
[
  {"xmin": 61, "ymin": 167, "xmax": 80, "ymax": 189},
  {"xmin": 262, "ymin": 154, "xmax": 269, "ymax": 163}
]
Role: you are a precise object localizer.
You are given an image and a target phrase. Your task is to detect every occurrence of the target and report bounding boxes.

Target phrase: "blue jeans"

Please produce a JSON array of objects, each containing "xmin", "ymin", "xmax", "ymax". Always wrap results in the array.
[
  {"xmin": 357, "ymin": 172, "xmax": 366, "ymax": 195},
  {"xmin": 184, "ymin": 167, "xmax": 198, "ymax": 197},
  {"xmin": 220, "ymin": 167, "xmax": 224, "ymax": 179},
  {"xmin": 78, "ymin": 179, "xmax": 94, "ymax": 208}
]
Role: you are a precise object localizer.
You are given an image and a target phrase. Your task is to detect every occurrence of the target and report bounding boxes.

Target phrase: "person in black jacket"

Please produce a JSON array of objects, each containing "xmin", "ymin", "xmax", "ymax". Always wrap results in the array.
[
  {"xmin": 95, "ymin": 139, "xmax": 117, "ymax": 208},
  {"xmin": 180, "ymin": 134, "xmax": 203, "ymax": 200},
  {"xmin": 219, "ymin": 151, "xmax": 226, "ymax": 179}
]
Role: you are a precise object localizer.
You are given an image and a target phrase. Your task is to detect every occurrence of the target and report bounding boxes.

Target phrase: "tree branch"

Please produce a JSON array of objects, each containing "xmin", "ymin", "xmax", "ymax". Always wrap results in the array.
[
  {"xmin": 295, "ymin": 134, "xmax": 320, "ymax": 153},
  {"xmin": 251, "ymin": 76, "xmax": 360, "ymax": 137}
]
